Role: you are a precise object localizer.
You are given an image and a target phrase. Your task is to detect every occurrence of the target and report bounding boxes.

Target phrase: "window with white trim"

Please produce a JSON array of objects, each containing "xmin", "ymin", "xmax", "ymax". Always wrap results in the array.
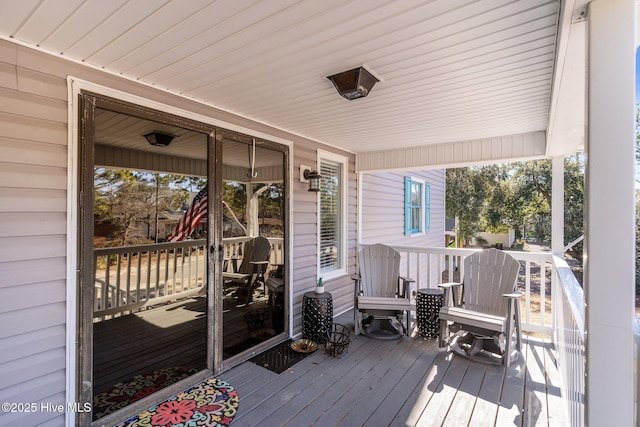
[
  {"xmin": 318, "ymin": 152, "xmax": 347, "ymax": 277},
  {"xmin": 404, "ymin": 176, "xmax": 430, "ymax": 235}
]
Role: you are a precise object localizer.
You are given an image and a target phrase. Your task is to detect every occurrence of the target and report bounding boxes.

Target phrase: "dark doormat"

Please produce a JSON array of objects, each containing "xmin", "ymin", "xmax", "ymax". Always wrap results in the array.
[{"xmin": 249, "ymin": 339, "xmax": 315, "ymax": 374}]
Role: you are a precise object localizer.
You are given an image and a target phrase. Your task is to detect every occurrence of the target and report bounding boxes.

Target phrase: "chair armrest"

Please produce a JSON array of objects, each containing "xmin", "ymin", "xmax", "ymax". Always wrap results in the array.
[
  {"xmin": 352, "ymin": 274, "xmax": 362, "ymax": 297},
  {"xmin": 269, "ymin": 264, "xmax": 284, "ymax": 278},
  {"xmin": 250, "ymin": 260, "xmax": 269, "ymax": 272},
  {"xmin": 439, "ymin": 282, "xmax": 462, "ymax": 307},
  {"xmin": 438, "ymin": 282, "xmax": 462, "ymax": 289},
  {"xmin": 502, "ymin": 291, "xmax": 523, "ymax": 299},
  {"xmin": 398, "ymin": 276, "xmax": 415, "ymax": 298}
]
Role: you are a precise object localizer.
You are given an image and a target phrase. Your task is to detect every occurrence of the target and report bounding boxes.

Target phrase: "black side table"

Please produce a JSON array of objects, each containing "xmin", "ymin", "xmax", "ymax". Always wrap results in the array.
[
  {"xmin": 302, "ymin": 291, "xmax": 333, "ymax": 344},
  {"xmin": 416, "ymin": 288, "xmax": 444, "ymax": 338},
  {"xmin": 266, "ymin": 277, "xmax": 285, "ymax": 333}
]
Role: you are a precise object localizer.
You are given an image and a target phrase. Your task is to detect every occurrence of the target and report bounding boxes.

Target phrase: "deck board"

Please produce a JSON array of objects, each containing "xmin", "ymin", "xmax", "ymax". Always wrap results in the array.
[
  {"xmin": 494, "ymin": 348, "xmax": 526, "ymax": 425},
  {"xmin": 337, "ymin": 336, "xmax": 430, "ymax": 426},
  {"xmin": 442, "ymin": 361, "xmax": 486, "ymax": 426},
  {"xmin": 281, "ymin": 337, "xmax": 397, "ymax": 426},
  {"xmin": 417, "ymin": 354, "xmax": 469, "ymax": 426},
  {"xmin": 524, "ymin": 339, "xmax": 550, "ymax": 426},
  {"xmin": 251, "ymin": 337, "xmax": 371, "ymax": 426},
  {"xmin": 467, "ymin": 364, "xmax": 505, "ymax": 426},
  {"xmin": 94, "ymin": 306, "xmax": 569, "ymax": 426},
  {"xmin": 542, "ymin": 338, "xmax": 569, "ymax": 426}
]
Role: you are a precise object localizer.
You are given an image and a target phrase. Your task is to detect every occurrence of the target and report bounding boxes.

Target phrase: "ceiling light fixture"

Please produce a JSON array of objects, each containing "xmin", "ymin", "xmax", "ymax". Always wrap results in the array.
[
  {"xmin": 327, "ymin": 66, "xmax": 379, "ymax": 100},
  {"xmin": 144, "ymin": 131, "xmax": 175, "ymax": 147}
]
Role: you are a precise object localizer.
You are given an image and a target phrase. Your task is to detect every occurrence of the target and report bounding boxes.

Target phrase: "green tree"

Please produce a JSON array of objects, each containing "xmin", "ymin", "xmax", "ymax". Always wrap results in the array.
[
  {"xmin": 511, "ymin": 159, "xmax": 553, "ymax": 241},
  {"xmin": 510, "ymin": 156, "xmax": 584, "ymax": 258},
  {"xmin": 149, "ymin": 174, "xmax": 190, "ymax": 242},
  {"xmin": 446, "ymin": 157, "xmax": 584, "ymax": 260},
  {"xmin": 223, "ymin": 181, "xmax": 247, "ymax": 224},
  {"xmin": 95, "ymin": 169, "xmax": 192, "ymax": 245},
  {"xmin": 446, "ymin": 167, "xmax": 492, "ymax": 245}
]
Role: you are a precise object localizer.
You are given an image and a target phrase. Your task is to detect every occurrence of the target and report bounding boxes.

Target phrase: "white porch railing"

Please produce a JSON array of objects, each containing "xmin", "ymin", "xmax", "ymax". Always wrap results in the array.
[
  {"xmin": 391, "ymin": 246, "xmax": 554, "ymax": 335},
  {"xmin": 387, "ymin": 245, "xmax": 584, "ymax": 427},
  {"xmin": 93, "ymin": 239, "xmax": 207, "ymax": 320},
  {"xmin": 223, "ymin": 236, "xmax": 285, "ymax": 266},
  {"xmin": 93, "ymin": 236, "xmax": 284, "ymax": 320},
  {"xmin": 552, "ymin": 255, "xmax": 585, "ymax": 427}
]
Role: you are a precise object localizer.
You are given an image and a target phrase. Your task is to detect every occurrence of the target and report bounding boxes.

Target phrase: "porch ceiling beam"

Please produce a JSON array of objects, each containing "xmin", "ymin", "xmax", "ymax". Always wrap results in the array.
[
  {"xmin": 545, "ymin": 0, "xmax": 588, "ymax": 157},
  {"xmin": 95, "ymin": 144, "xmax": 282, "ymax": 183},
  {"xmin": 96, "ymin": 144, "xmax": 207, "ymax": 177},
  {"xmin": 355, "ymin": 131, "xmax": 546, "ymax": 173}
]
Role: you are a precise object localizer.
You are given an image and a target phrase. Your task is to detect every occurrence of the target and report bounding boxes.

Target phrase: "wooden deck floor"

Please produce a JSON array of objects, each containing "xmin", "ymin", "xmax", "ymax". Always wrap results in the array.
[
  {"xmin": 218, "ymin": 311, "xmax": 569, "ymax": 427},
  {"xmin": 94, "ymin": 304, "xmax": 568, "ymax": 426}
]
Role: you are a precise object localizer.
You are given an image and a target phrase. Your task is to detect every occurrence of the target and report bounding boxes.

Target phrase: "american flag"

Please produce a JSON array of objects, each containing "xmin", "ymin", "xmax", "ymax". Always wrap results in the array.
[{"xmin": 168, "ymin": 186, "xmax": 208, "ymax": 242}]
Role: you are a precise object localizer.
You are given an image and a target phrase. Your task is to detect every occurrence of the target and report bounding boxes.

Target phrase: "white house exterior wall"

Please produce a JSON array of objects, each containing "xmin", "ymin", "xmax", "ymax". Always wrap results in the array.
[
  {"xmin": 359, "ymin": 170, "xmax": 445, "ymax": 287},
  {"xmin": 0, "ymin": 39, "xmax": 357, "ymax": 426}
]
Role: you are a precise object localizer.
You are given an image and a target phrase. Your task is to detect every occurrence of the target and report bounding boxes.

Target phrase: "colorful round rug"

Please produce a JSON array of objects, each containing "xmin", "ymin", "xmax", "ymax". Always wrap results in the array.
[
  {"xmin": 94, "ymin": 367, "xmax": 199, "ymax": 420},
  {"xmin": 114, "ymin": 377, "xmax": 239, "ymax": 427}
]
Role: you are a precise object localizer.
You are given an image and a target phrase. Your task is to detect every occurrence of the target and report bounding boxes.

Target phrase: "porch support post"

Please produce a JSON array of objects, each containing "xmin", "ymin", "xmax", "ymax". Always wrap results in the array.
[
  {"xmin": 585, "ymin": 1, "xmax": 636, "ymax": 426},
  {"xmin": 551, "ymin": 156, "xmax": 564, "ymax": 258},
  {"xmin": 551, "ymin": 156, "xmax": 564, "ymax": 339}
]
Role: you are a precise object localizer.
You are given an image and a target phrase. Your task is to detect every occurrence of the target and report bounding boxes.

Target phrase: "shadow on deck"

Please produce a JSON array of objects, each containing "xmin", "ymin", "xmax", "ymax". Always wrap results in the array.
[
  {"xmin": 93, "ymin": 303, "xmax": 568, "ymax": 426},
  {"xmin": 219, "ymin": 310, "xmax": 568, "ymax": 427}
]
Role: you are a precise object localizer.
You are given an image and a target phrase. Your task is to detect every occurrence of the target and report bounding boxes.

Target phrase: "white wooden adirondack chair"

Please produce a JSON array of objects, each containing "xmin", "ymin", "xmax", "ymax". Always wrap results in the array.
[
  {"xmin": 439, "ymin": 248, "xmax": 522, "ymax": 366},
  {"xmin": 352, "ymin": 244, "xmax": 414, "ymax": 339},
  {"xmin": 224, "ymin": 236, "xmax": 271, "ymax": 304}
]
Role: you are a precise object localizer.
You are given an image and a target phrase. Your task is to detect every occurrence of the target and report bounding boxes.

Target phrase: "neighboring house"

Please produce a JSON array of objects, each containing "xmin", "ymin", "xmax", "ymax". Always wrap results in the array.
[
  {"xmin": 445, "ymin": 217, "xmax": 457, "ymax": 247},
  {"xmin": 472, "ymin": 230, "xmax": 516, "ymax": 249},
  {"xmin": 360, "ymin": 170, "xmax": 445, "ymax": 288}
]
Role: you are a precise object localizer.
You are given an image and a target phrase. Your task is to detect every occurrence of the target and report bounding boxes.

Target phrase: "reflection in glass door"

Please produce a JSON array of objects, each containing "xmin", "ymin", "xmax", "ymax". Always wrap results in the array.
[
  {"xmin": 87, "ymin": 106, "xmax": 210, "ymax": 422},
  {"xmin": 220, "ymin": 133, "xmax": 287, "ymax": 359}
]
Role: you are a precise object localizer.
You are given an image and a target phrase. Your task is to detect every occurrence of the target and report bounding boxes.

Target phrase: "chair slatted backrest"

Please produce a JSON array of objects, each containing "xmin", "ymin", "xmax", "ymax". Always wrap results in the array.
[
  {"xmin": 237, "ymin": 236, "xmax": 271, "ymax": 275},
  {"xmin": 358, "ymin": 244, "xmax": 401, "ymax": 298},
  {"xmin": 463, "ymin": 248, "xmax": 520, "ymax": 316}
]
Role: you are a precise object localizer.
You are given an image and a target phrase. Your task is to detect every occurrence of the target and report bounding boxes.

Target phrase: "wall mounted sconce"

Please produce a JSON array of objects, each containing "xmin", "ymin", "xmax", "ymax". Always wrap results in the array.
[
  {"xmin": 327, "ymin": 66, "xmax": 379, "ymax": 100},
  {"xmin": 300, "ymin": 165, "xmax": 322, "ymax": 192},
  {"xmin": 144, "ymin": 131, "xmax": 175, "ymax": 147}
]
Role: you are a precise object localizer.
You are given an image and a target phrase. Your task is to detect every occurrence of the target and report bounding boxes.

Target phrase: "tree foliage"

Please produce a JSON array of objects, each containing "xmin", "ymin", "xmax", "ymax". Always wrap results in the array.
[
  {"xmin": 446, "ymin": 156, "xmax": 585, "ymax": 260},
  {"xmin": 94, "ymin": 169, "xmax": 190, "ymax": 245},
  {"xmin": 223, "ymin": 182, "xmax": 247, "ymax": 222}
]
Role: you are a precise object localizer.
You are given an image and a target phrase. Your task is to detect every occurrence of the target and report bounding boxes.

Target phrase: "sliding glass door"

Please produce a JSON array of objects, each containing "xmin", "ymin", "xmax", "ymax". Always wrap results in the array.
[{"xmin": 77, "ymin": 93, "xmax": 288, "ymax": 425}]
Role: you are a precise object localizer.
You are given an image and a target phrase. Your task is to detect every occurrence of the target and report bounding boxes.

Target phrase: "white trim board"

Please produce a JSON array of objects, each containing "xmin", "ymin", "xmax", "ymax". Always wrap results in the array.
[{"xmin": 356, "ymin": 131, "xmax": 547, "ymax": 173}]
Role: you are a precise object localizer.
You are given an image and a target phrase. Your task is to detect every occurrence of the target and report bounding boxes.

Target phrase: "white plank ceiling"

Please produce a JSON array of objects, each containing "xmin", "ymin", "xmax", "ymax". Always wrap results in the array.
[{"xmin": 0, "ymin": 0, "xmax": 574, "ymax": 158}]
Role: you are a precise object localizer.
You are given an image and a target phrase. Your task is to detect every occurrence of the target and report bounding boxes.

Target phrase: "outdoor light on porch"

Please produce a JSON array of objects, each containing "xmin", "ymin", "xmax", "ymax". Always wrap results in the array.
[
  {"xmin": 326, "ymin": 66, "xmax": 379, "ymax": 100},
  {"xmin": 303, "ymin": 168, "xmax": 322, "ymax": 192},
  {"xmin": 144, "ymin": 131, "xmax": 175, "ymax": 147}
]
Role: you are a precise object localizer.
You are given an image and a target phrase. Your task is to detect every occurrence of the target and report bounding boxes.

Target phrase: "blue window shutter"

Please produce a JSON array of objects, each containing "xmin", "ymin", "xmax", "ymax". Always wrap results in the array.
[
  {"xmin": 404, "ymin": 177, "xmax": 412, "ymax": 235},
  {"xmin": 425, "ymin": 184, "xmax": 431, "ymax": 231}
]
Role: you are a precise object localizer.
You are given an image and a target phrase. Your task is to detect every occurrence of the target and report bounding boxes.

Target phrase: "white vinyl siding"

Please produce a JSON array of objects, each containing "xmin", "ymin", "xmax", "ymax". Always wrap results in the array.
[
  {"xmin": 0, "ymin": 39, "xmax": 360, "ymax": 426},
  {"xmin": 0, "ymin": 41, "xmax": 68, "ymax": 426},
  {"xmin": 356, "ymin": 131, "xmax": 547, "ymax": 172},
  {"xmin": 360, "ymin": 170, "xmax": 445, "ymax": 286},
  {"xmin": 293, "ymin": 146, "xmax": 355, "ymax": 332}
]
